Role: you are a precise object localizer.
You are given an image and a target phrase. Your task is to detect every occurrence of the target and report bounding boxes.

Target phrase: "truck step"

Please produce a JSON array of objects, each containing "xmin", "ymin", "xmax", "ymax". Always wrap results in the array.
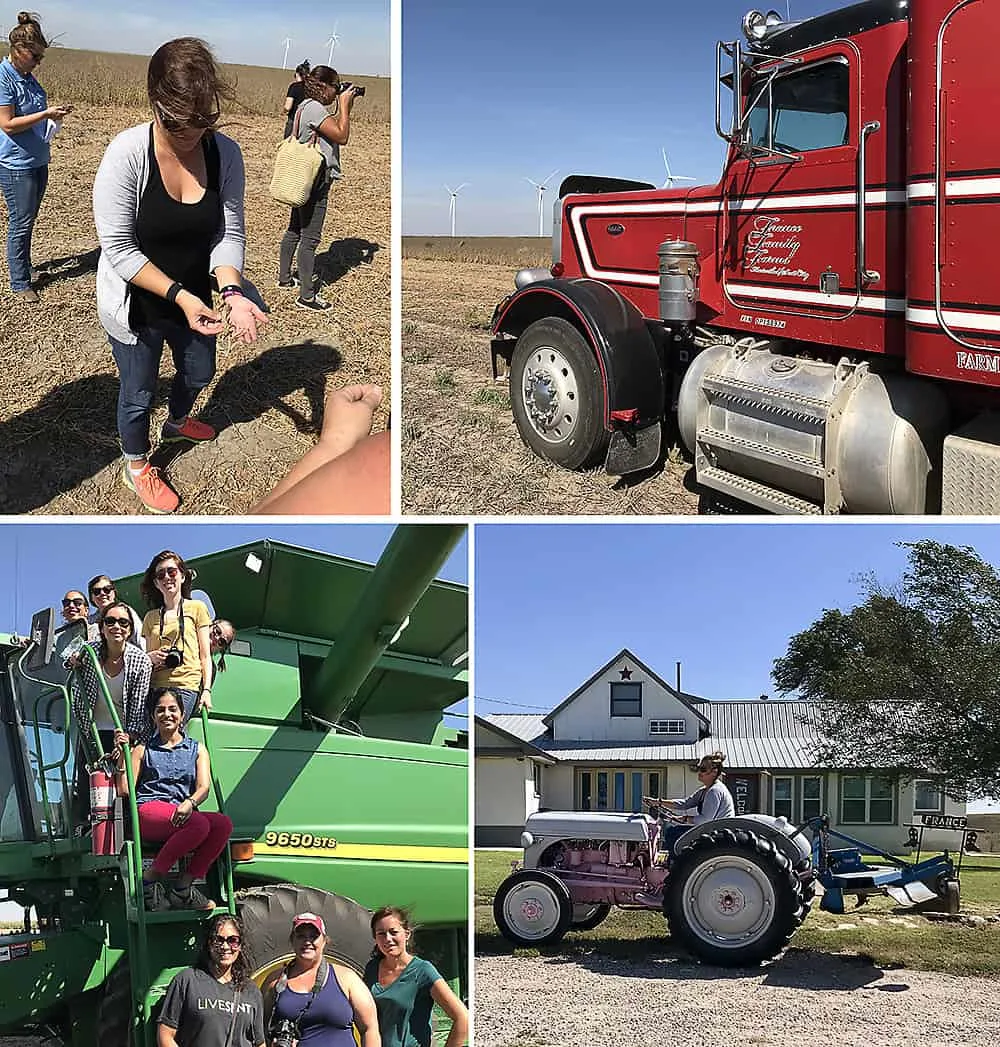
[
  {"xmin": 699, "ymin": 426, "xmax": 825, "ymax": 478},
  {"xmin": 701, "ymin": 372, "xmax": 832, "ymax": 424},
  {"xmin": 697, "ymin": 465, "xmax": 822, "ymax": 515}
]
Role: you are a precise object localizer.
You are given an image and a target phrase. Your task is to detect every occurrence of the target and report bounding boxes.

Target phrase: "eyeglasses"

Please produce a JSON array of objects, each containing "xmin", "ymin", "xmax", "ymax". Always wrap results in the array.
[
  {"xmin": 155, "ymin": 566, "xmax": 180, "ymax": 580},
  {"xmin": 211, "ymin": 935, "xmax": 242, "ymax": 948},
  {"xmin": 91, "ymin": 585, "xmax": 114, "ymax": 596},
  {"xmin": 211, "ymin": 624, "xmax": 231, "ymax": 645},
  {"xmin": 103, "ymin": 616, "xmax": 131, "ymax": 629},
  {"xmin": 62, "ymin": 598, "xmax": 86, "ymax": 608}
]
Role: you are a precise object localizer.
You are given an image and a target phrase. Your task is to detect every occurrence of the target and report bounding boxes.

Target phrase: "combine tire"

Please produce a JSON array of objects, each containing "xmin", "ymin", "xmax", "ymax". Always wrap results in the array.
[
  {"xmin": 239, "ymin": 884, "xmax": 373, "ymax": 978},
  {"xmin": 493, "ymin": 869, "xmax": 572, "ymax": 946},
  {"xmin": 96, "ymin": 960, "xmax": 132, "ymax": 1047},
  {"xmin": 571, "ymin": 902, "xmax": 612, "ymax": 931},
  {"xmin": 510, "ymin": 317, "xmax": 609, "ymax": 470},
  {"xmin": 665, "ymin": 827, "xmax": 805, "ymax": 966}
]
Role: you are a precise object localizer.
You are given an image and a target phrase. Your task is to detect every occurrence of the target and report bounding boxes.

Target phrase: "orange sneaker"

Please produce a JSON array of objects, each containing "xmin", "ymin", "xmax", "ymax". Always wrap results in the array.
[
  {"xmin": 122, "ymin": 462, "xmax": 179, "ymax": 514},
  {"xmin": 160, "ymin": 417, "xmax": 217, "ymax": 443}
]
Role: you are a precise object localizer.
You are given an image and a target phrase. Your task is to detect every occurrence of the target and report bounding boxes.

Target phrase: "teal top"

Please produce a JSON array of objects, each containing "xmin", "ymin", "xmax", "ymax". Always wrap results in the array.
[{"xmin": 363, "ymin": 956, "xmax": 442, "ymax": 1047}]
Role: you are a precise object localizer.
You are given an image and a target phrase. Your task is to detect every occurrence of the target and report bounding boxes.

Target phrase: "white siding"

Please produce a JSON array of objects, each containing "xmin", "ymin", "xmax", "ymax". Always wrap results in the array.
[
  {"xmin": 544, "ymin": 764, "xmax": 575, "ymax": 810},
  {"xmin": 552, "ymin": 657, "xmax": 699, "ymax": 742},
  {"xmin": 475, "ymin": 757, "xmax": 533, "ymax": 827}
]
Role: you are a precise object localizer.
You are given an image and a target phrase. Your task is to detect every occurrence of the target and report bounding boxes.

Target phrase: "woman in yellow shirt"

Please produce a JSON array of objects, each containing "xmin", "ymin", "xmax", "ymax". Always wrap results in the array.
[{"xmin": 140, "ymin": 549, "xmax": 213, "ymax": 723}]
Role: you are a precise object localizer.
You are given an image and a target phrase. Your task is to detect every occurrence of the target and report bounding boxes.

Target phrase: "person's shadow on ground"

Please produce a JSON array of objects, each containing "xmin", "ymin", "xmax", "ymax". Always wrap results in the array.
[
  {"xmin": 314, "ymin": 237, "xmax": 380, "ymax": 284},
  {"xmin": 35, "ymin": 247, "xmax": 101, "ymax": 289},
  {"xmin": 0, "ymin": 341, "xmax": 341, "ymax": 513}
]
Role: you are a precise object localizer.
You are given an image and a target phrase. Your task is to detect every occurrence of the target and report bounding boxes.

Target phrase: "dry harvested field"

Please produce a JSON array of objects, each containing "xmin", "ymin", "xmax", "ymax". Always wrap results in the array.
[
  {"xmin": 401, "ymin": 240, "xmax": 699, "ymax": 515},
  {"xmin": 0, "ymin": 48, "xmax": 389, "ymax": 515}
]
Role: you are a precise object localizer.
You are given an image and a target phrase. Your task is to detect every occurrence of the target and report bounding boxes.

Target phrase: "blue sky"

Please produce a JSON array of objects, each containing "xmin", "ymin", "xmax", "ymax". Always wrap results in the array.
[
  {"xmin": 403, "ymin": 0, "xmax": 848, "ymax": 235},
  {"xmin": 19, "ymin": 1, "xmax": 389, "ymax": 75}
]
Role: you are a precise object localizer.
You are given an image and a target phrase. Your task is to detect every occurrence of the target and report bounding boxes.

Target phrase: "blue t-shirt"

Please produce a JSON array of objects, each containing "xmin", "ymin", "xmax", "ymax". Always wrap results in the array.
[
  {"xmin": 364, "ymin": 956, "xmax": 442, "ymax": 1047},
  {"xmin": 0, "ymin": 57, "xmax": 49, "ymax": 169}
]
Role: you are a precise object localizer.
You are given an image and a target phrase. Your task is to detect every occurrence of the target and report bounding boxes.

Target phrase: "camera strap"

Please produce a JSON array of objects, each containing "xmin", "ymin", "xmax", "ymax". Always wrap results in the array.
[
  {"xmin": 224, "ymin": 986, "xmax": 241, "ymax": 1047},
  {"xmin": 158, "ymin": 598, "xmax": 186, "ymax": 651},
  {"xmin": 274, "ymin": 958, "xmax": 329, "ymax": 1026}
]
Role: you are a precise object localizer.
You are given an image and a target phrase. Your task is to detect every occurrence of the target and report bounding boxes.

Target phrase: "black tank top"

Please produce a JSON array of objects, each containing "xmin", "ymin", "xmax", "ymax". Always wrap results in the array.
[{"xmin": 129, "ymin": 127, "xmax": 221, "ymax": 329}]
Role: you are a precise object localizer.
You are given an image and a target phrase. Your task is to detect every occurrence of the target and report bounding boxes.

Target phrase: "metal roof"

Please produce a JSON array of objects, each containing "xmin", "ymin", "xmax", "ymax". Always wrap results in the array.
[{"xmin": 483, "ymin": 700, "xmax": 823, "ymax": 770}]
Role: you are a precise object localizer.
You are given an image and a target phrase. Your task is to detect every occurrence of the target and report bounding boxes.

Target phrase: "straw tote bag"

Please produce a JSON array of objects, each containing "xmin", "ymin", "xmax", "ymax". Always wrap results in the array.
[{"xmin": 269, "ymin": 106, "xmax": 324, "ymax": 207}]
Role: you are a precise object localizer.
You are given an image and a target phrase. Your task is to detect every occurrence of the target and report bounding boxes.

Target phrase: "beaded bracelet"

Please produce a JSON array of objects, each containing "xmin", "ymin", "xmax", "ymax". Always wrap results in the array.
[{"xmin": 219, "ymin": 284, "xmax": 244, "ymax": 301}]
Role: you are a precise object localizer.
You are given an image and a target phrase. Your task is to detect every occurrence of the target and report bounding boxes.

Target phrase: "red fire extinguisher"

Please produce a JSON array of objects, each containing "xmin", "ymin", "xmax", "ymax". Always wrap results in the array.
[{"xmin": 90, "ymin": 758, "xmax": 118, "ymax": 856}]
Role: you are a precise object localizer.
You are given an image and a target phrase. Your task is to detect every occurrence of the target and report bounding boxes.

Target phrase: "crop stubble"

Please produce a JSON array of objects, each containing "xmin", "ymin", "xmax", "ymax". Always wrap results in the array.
[
  {"xmin": 0, "ymin": 50, "xmax": 388, "ymax": 514},
  {"xmin": 401, "ymin": 247, "xmax": 698, "ymax": 515}
]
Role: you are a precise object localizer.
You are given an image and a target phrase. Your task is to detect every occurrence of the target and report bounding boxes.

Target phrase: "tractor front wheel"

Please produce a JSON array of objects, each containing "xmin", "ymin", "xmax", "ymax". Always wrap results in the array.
[
  {"xmin": 571, "ymin": 902, "xmax": 612, "ymax": 931},
  {"xmin": 240, "ymin": 883, "xmax": 373, "ymax": 979},
  {"xmin": 510, "ymin": 317, "xmax": 609, "ymax": 470},
  {"xmin": 493, "ymin": 869, "xmax": 573, "ymax": 946},
  {"xmin": 665, "ymin": 827, "xmax": 805, "ymax": 966}
]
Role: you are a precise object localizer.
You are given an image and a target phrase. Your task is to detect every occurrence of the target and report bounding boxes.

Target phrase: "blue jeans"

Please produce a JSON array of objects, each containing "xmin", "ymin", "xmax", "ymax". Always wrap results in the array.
[
  {"xmin": 110, "ymin": 321, "xmax": 216, "ymax": 457},
  {"xmin": 0, "ymin": 164, "xmax": 48, "ymax": 291}
]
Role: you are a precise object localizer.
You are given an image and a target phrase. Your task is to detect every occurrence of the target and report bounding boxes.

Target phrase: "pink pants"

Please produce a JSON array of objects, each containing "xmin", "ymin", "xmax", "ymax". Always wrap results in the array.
[{"xmin": 138, "ymin": 801, "xmax": 233, "ymax": 878}]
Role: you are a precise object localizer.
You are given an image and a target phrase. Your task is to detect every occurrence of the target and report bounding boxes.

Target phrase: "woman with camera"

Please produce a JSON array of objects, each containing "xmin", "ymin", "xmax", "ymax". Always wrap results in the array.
[
  {"xmin": 277, "ymin": 65, "xmax": 360, "ymax": 312},
  {"xmin": 140, "ymin": 549, "xmax": 213, "ymax": 723},
  {"xmin": 159, "ymin": 913, "xmax": 266, "ymax": 1047},
  {"xmin": 118, "ymin": 688, "xmax": 232, "ymax": 911},
  {"xmin": 365, "ymin": 907, "xmax": 468, "ymax": 1047},
  {"xmin": 262, "ymin": 912, "xmax": 379, "ymax": 1047}
]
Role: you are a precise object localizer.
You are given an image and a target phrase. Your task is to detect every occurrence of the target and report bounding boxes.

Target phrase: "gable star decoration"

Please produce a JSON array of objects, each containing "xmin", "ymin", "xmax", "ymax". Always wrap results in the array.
[{"xmin": 619, "ymin": 666, "xmax": 632, "ymax": 680}]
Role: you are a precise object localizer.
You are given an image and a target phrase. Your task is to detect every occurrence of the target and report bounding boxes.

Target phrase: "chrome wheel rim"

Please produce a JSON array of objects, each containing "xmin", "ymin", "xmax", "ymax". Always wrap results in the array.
[{"xmin": 521, "ymin": 345, "xmax": 580, "ymax": 444}]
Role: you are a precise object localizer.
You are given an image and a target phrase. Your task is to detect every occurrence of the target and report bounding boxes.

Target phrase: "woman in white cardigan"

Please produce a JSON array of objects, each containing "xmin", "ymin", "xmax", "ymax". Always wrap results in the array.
[{"xmin": 92, "ymin": 37, "xmax": 266, "ymax": 515}]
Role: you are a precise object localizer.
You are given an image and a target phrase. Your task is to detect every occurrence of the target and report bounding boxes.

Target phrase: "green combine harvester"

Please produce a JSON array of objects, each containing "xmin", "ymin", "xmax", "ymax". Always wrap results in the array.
[{"xmin": 0, "ymin": 525, "xmax": 468, "ymax": 1046}]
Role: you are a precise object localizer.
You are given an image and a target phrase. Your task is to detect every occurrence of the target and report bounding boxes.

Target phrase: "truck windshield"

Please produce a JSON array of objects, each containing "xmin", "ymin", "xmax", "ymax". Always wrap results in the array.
[{"xmin": 0, "ymin": 625, "xmax": 84, "ymax": 843}]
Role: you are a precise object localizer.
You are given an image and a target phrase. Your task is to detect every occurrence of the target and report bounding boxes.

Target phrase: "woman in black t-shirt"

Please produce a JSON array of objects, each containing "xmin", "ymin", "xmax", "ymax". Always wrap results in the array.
[
  {"xmin": 93, "ymin": 38, "xmax": 268, "ymax": 515},
  {"xmin": 159, "ymin": 914, "xmax": 266, "ymax": 1047},
  {"xmin": 282, "ymin": 61, "xmax": 310, "ymax": 139}
]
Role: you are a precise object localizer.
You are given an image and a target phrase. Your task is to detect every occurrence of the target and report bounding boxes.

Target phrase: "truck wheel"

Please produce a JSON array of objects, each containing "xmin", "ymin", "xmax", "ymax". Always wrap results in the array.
[
  {"xmin": 665, "ymin": 827, "xmax": 804, "ymax": 966},
  {"xmin": 239, "ymin": 883, "xmax": 373, "ymax": 978},
  {"xmin": 493, "ymin": 869, "xmax": 573, "ymax": 946},
  {"xmin": 510, "ymin": 317, "xmax": 610, "ymax": 469},
  {"xmin": 96, "ymin": 960, "xmax": 132, "ymax": 1047},
  {"xmin": 571, "ymin": 902, "xmax": 612, "ymax": 930}
]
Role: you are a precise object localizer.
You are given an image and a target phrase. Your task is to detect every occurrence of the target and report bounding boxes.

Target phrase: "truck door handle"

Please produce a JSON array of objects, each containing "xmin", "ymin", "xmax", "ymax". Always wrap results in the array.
[{"xmin": 857, "ymin": 120, "xmax": 881, "ymax": 286}]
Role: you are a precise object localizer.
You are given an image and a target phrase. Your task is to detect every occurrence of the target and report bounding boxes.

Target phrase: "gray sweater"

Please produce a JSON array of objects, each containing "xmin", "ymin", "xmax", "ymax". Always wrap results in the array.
[{"xmin": 92, "ymin": 123, "xmax": 247, "ymax": 345}]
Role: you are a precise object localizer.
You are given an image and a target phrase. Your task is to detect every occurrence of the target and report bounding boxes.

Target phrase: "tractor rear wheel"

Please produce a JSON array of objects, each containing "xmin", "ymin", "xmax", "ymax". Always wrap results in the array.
[
  {"xmin": 239, "ymin": 883, "xmax": 373, "ymax": 979},
  {"xmin": 665, "ymin": 827, "xmax": 805, "ymax": 966},
  {"xmin": 571, "ymin": 902, "xmax": 612, "ymax": 931},
  {"xmin": 96, "ymin": 960, "xmax": 132, "ymax": 1047},
  {"xmin": 493, "ymin": 869, "xmax": 573, "ymax": 946},
  {"xmin": 510, "ymin": 317, "xmax": 609, "ymax": 469}
]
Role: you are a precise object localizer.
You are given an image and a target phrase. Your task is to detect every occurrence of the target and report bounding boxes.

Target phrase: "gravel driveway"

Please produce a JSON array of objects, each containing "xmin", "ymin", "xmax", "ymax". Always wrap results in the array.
[{"xmin": 475, "ymin": 949, "xmax": 1000, "ymax": 1047}]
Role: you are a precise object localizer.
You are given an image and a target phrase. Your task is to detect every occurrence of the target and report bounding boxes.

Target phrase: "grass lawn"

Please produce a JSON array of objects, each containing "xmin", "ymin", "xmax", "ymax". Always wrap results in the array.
[{"xmin": 476, "ymin": 848, "xmax": 1000, "ymax": 977}]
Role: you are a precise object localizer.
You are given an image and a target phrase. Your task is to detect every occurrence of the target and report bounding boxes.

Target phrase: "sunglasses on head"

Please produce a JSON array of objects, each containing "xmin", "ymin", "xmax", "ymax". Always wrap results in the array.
[
  {"xmin": 103, "ymin": 616, "xmax": 131, "ymax": 629},
  {"xmin": 91, "ymin": 585, "xmax": 114, "ymax": 596},
  {"xmin": 211, "ymin": 934, "xmax": 241, "ymax": 948},
  {"xmin": 62, "ymin": 598, "xmax": 86, "ymax": 608},
  {"xmin": 155, "ymin": 566, "xmax": 180, "ymax": 580}
]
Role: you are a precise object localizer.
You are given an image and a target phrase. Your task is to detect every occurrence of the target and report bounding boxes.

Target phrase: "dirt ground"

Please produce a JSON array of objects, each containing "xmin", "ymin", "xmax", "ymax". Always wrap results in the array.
[
  {"xmin": 0, "ymin": 105, "xmax": 389, "ymax": 515},
  {"xmin": 401, "ymin": 258, "xmax": 700, "ymax": 515}
]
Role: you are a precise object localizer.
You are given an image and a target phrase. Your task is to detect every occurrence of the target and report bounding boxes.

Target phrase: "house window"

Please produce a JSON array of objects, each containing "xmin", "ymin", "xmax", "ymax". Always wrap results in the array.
[
  {"xmin": 840, "ymin": 775, "xmax": 895, "ymax": 825},
  {"xmin": 914, "ymin": 780, "xmax": 943, "ymax": 814},
  {"xmin": 577, "ymin": 768, "xmax": 664, "ymax": 812},
  {"xmin": 596, "ymin": 772, "xmax": 608, "ymax": 811},
  {"xmin": 802, "ymin": 776, "xmax": 822, "ymax": 822},
  {"xmin": 774, "ymin": 776, "xmax": 793, "ymax": 820},
  {"xmin": 613, "ymin": 772, "xmax": 626, "ymax": 810},
  {"xmin": 649, "ymin": 719, "xmax": 685, "ymax": 736},
  {"xmin": 610, "ymin": 681, "xmax": 642, "ymax": 717},
  {"xmin": 532, "ymin": 763, "xmax": 542, "ymax": 798},
  {"xmin": 648, "ymin": 772, "xmax": 660, "ymax": 799},
  {"xmin": 580, "ymin": 772, "xmax": 592, "ymax": 811}
]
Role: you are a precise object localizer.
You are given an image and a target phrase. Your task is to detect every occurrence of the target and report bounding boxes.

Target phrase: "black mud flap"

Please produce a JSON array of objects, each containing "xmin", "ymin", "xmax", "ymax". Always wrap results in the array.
[{"xmin": 605, "ymin": 422, "xmax": 661, "ymax": 476}]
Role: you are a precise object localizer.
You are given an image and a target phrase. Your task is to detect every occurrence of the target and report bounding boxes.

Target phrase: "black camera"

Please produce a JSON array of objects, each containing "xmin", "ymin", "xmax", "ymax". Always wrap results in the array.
[
  {"xmin": 162, "ymin": 647, "xmax": 183, "ymax": 670},
  {"xmin": 339, "ymin": 81, "xmax": 365, "ymax": 97},
  {"xmin": 270, "ymin": 1017, "xmax": 299, "ymax": 1047}
]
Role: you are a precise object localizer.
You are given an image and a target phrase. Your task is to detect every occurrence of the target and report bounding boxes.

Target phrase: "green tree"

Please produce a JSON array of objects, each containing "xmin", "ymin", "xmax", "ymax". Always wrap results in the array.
[{"xmin": 772, "ymin": 540, "xmax": 1000, "ymax": 798}]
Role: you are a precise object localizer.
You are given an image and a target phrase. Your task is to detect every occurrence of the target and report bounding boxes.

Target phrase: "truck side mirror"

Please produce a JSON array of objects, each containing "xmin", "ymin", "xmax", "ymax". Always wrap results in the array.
[{"xmin": 26, "ymin": 608, "xmax": 55, "ymax": 670}]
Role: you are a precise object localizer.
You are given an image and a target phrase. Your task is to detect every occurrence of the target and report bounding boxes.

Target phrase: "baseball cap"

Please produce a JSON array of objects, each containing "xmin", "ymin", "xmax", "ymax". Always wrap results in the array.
[{"xmin": 292, "ymin": 912, "xmax": 326, "ymax": 935}]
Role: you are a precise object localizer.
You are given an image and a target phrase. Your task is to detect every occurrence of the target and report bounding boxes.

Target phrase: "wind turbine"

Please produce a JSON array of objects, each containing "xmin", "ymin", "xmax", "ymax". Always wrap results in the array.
[
  {"xmin": 661, "ymin": 148, "xmax": 696, "ymax": 189},
  {"xmin": 281, "ymin": 37, "xmax": 291, "ymax": 70},
  {"xmin": 325, "ymin": 23, "xmax": 341, "ymax": 67},
  {"xmin": 525, "ymin": 170, "xmax": 558, "ymax": 237},
  {"xmin": 445, "ymin": 183, "xmax": 468, "ymax": 237}
]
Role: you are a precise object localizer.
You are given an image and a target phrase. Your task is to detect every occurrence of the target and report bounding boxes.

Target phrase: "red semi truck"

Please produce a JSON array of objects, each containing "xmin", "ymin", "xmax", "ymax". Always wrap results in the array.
[{"xmin": 490, "ymin": 0, "xmax": 1000, "ymax": 514}]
